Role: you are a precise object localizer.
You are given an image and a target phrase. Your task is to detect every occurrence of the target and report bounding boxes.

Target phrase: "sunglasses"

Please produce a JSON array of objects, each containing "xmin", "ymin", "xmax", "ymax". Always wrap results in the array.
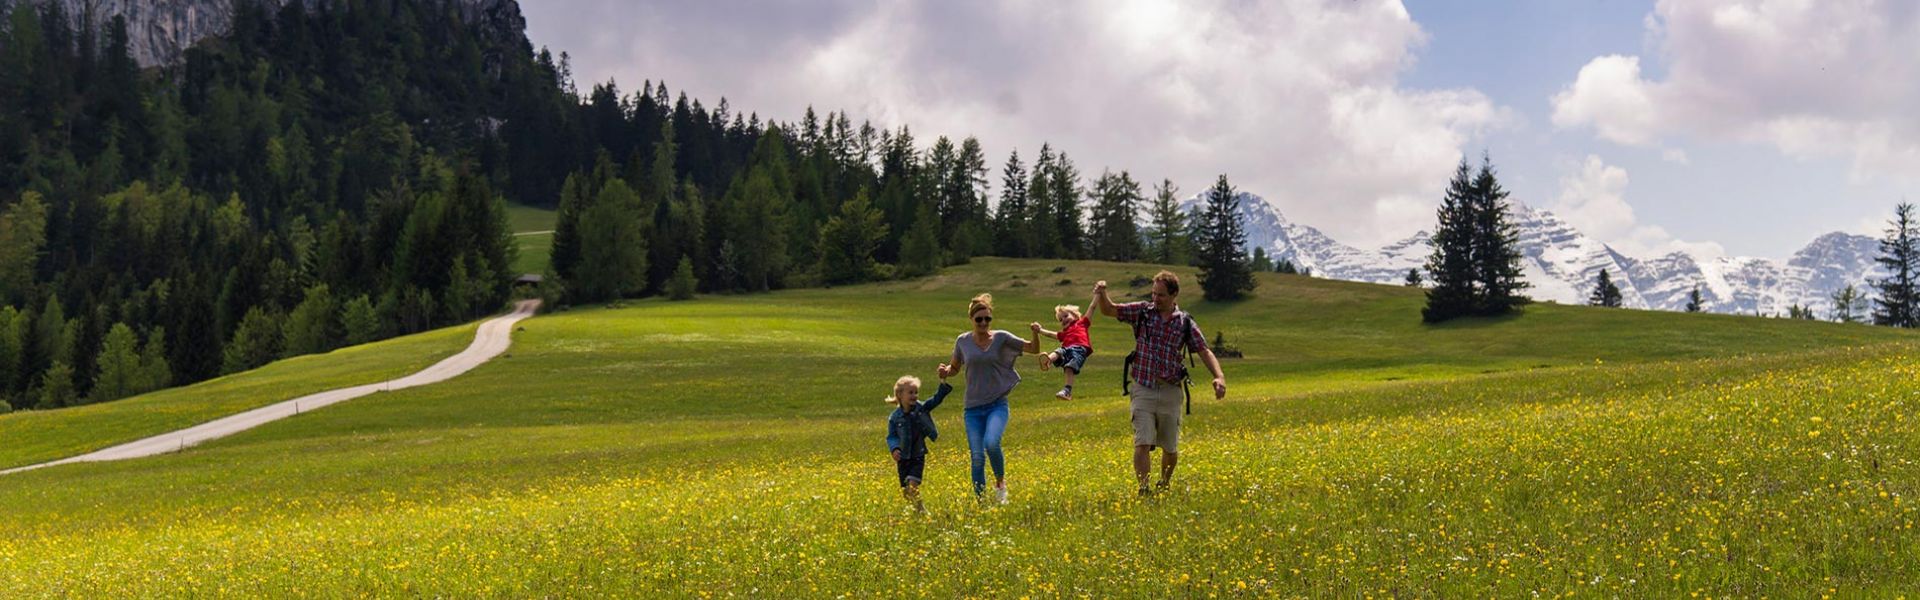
[{"xmin": 973, "ymin": 316, "xmax": 993, "ymax": 324}]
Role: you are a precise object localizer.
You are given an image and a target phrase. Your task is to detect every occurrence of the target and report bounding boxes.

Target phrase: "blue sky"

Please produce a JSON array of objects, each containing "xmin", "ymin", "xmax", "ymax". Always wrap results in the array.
[{"xmin": 523, "ymin": 0, "xmax": 1919, "ymax": 260}]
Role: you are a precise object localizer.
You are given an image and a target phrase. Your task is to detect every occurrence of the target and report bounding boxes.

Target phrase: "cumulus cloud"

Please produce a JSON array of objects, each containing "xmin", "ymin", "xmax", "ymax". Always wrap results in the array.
[
  {"xmin": 523, "ymin": 0, "xmax": 1510, "ymax": 247},
  {"xmin": 1551, "ymin": 155, "xmax": 1724, "ymax": 259},
  {"xmin": 1551, "ymin": 0, "xmax": 1920, "ymax": 182}
]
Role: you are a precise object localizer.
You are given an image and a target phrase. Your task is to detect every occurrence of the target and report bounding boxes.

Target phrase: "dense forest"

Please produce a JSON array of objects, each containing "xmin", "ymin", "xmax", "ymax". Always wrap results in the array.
[{"xmin": 0, "ymin": 0, "xmax": 1251, "ymax": 411}]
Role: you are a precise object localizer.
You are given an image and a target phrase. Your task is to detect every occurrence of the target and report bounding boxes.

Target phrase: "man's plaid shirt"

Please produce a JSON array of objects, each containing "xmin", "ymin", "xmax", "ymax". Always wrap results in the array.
[{"xmin": 1115, "ymin": 301, "xmax": 1207, "ymax": 387}]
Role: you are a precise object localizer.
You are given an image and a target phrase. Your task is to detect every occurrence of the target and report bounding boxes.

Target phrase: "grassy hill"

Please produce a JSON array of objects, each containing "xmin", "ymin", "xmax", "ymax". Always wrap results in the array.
[
  {"xmin": 2, "ymin": 258, "xmax": 1915, "ymax": 596},
  {"xmin": 505, "ymin": 203, "xmax": 556, "ymax": 275}
]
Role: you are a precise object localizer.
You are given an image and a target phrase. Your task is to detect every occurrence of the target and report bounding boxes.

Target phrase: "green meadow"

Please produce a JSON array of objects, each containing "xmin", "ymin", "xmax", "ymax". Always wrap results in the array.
[
  {"xmin": 2, "ymin": 258, "xmax": 1916, "ymax": 596},
  {"xmin": 507, "ymin": 203, "xmax": 557, "ymax": 275}
]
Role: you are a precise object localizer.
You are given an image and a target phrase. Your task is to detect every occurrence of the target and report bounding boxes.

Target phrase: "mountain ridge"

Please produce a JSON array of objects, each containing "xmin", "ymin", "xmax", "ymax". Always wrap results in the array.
[{"xmin": 1180, "ymin": 192, "xmax": 1883, "ymax": 316}]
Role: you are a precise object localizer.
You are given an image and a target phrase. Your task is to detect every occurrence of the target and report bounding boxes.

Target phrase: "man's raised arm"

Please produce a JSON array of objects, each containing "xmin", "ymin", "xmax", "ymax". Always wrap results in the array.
[{"xmin": 1093, "ymin": 280, "xmax": 1119, "ymax": 317}]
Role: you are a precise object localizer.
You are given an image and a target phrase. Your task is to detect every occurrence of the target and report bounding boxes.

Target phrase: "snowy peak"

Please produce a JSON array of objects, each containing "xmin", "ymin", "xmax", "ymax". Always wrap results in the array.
[{"xmin": 1170, "ymin": 190, "xmax": 1883, "ymax": 316}]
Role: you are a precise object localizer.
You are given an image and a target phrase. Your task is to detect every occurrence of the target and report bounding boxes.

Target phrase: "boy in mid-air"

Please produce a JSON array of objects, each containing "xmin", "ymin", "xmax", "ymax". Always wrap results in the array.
[{"xmin": 1031, "ymin": 303, "xmax": 1093, "ymax": 401}]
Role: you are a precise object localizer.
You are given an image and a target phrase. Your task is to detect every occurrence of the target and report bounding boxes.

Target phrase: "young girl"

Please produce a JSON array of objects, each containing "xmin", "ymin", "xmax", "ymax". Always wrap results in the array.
[
  {"xmin": 1031, "ymin": 303, "xmax": 1093, "ymax": 401},
  {"xmin": 885, "ymin": 372, "xmax": 951, "ymax": 510}
]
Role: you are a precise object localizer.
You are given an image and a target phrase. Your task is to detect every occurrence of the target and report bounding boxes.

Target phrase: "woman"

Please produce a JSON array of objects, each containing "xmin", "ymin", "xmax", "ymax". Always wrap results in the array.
[{"xmin": 939, "ymin": 293, "xmax": 1040, "ymax": 504}]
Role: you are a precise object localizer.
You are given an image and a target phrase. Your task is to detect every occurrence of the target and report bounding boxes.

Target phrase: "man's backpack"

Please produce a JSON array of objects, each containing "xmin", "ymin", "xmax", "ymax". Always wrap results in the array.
[{"xmin": 1120, "ymin": 311, "xmax": 1199, "ymax": 415}]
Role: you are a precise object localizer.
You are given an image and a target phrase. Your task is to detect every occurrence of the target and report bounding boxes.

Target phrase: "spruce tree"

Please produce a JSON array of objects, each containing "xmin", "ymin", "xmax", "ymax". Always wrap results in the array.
[
  {"xmin": 341, "ymin": 295, "xmax": 381, "ymax": 346},
  {"xmin": 994, "ymin": 149, "xmax": 1028, "ymax": 258},
  {"xmin": 138, "ymin": 327, "xmax": 171, "ymax": 393},
  {"xmin": 1196, "ymin": 174, "xmax": 1256, "ymax": 301},
  {"xmin": 899, "ymin": 200, "xmax": 942, "ymax": 277},
  {"xmin": 667, "ymin": 256, "xmax": 698, "ymax": 301},
  {"xmin": 90, "ymin": 322, "xmax": 140, "ymax": 403},
  {"xmin": 1249, "ymin": 247, "xmax": 1273, "ymax": 273},
  {"xmin": 574, "ymin": 179, "xmax": 649, "ymax": 302},
  {"xmin": 1830, "ymin": 284, "xmax": 1862, "ymax": 323},
  {"xmin": 1470, "ymin": 156, "xmax": 1529, "ymax": 314},
  {"xmin": 1404, "ymin": 268, "xmax": 1423, "ymax": 287},
  {"xmin": 1145, "ymin": 179, "xmax": 1188, "ymax": 265},
  {"xmin": 1685, "ymin": 284, "xmax": 1704, "ymax": 313},
  {"xmin": 1871, "ymin": 202, "xmax": 1919, "ymax": 328},
  {"xmin": 1087, "ymin": 170, "xmax": 1143, "ymax": 262},
  {"xmin": 1588, "ymin": 269, "xmax": 1623, "ymax": 308},
  {"xmin": 817, "ymin": 189, "xmax": 889, "ymax": 285},
  {"xmin": 1423, "ymin": 160, "xmax": 1478, "ymax": 323}
]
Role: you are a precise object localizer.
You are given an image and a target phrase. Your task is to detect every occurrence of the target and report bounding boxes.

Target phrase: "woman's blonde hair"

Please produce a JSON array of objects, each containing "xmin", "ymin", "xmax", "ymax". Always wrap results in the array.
[
  {"xmin": 884, "ymin": 375, "xmax": 923, "ymax": 404},
  {"xmin": 968, "ymin": 293, "xmax": 994, "ymax": 317},
  {"xmin": 1054, "ymin": 304, "xmax": 1082, "ymax": 322}
]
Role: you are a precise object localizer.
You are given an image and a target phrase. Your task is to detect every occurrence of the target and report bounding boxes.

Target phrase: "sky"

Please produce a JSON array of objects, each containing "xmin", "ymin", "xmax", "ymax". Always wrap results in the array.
[{"xmin": 519, "ymin": 0, "xmax": 1920, "ymax": 260}]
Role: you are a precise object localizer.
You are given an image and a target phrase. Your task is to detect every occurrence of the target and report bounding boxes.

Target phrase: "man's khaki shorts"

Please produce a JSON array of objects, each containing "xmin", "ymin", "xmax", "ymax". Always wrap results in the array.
[{"xmin": 1129, "ymin": 382, "xmax": 1184, "ymax": 453}]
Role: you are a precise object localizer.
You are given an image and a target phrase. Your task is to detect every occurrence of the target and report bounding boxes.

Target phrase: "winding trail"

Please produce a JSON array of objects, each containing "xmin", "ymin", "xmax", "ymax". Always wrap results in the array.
[{"xmin": 1, "ymin": 300, "xmax": 541, "ymax": 476}]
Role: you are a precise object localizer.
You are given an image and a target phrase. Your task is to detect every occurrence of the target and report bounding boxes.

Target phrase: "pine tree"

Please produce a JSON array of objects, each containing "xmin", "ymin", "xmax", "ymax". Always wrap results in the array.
[
  {"xmin": 138, "ymin": 327, "xmax": 172, "ymax": 393},
  {"xmin": 1087, "ymin": 170, "xmax": 1143, "ymax": 262},
  {"xmin": 341, "ymin": 294, "xmax": 381, "ymax": 346},
  {"xmin": 1277, "ymin": 259, "xmax": 1298, "ymax": 275},
  {"xmin": 0, "ymin": 191, "xmax": 48, "ymax": 304},
  {"xmin": 1685, "ymin": 284, "xmax": 1704, "ymax": 313},
  {"xmin": 283, "ymin": 284, "xmax": 340, "ymax": 356},
  {"xmin": 899, "ymin": 200, "xmax": 942, "ymax": 278},
  {"xmin": 222, "ymin": 307, "xmax": 285, "ymax": 374},
  {"xmin": 667, "ymin": 255, "xmax": 698, "ymax": 300},
  {"xmin": 1871, "ymin": 202, "xmax": 1919, "ymax": 328},
  {"xmin": 994, "ymin": 149, "xmax": 1029, "ymax": 258},
  {"xmin": 1831, "ymin": 284, "xmax": 1862, "ymax": 323},
  {"xmin": 1144, "ymin": 179, "xmax": 1188, "ymax": 265},
  {"xmin": 1049, "ymin": 151, "xmax": 1085, "ymax": 258},
  {"xmin": 574, "ymin": 179, "xmax": 649, "ymax": 302},
  {"xmin": 1196, "ymin": 174, "xmax": 1256, "ymax": 301},
  {"xmin": 1587, "ymin": 269, "xmax": 1623, "ymax": 308},
  {"xmin": 817, "ymin": 189, "xmax": 889, "ymax": 285},
  {"xmin": 1470, "ymin": 155, "xmax": 1528, "ymax": 314},
  {"xmin": 38, "ymin": 361, "xmax": 75, "ymax": 409},
  {"xmin": 90, "ymin": 322, "xmax": 141, "ymax": 402},
  {"xmin": 1249, "ymin": 247, "xmax": 1273, "ymax": 273},
  {"xmin": 1404, "ymin": 268, "xmax": 1422, "ymax": 287},
  {"xmin": 1423, "ymin": 160, "xmax": 1478, "ymax": 323}
]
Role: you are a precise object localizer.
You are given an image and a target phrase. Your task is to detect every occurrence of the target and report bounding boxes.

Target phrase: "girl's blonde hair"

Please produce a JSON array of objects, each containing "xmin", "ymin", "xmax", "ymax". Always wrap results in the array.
[
  {"xmin": 884, "ymin": 375, "xmax": 923, "ymax": 404},
  {"xmin": 1054, "ymin": 304, "xmax": 1082, "ymax": 322},
  {"xmin": 968, "ymin": 293, "xmax": 994, "ymax": 317}
]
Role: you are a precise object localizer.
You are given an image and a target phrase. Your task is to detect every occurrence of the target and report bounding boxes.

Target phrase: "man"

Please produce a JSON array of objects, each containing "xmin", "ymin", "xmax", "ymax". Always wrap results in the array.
[{"xmin": 1092, "ymin": 270, "xmax": 1226, "ymax": 496}]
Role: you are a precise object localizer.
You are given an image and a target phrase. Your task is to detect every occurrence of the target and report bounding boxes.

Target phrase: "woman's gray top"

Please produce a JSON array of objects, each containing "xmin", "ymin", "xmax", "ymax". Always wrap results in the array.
[{"xmin": 952, "ymin": 330, "xmax": 1027, "ymax": 408}]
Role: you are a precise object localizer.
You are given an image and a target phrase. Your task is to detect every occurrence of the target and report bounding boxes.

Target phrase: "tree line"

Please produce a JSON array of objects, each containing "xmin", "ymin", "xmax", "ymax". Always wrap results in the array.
[{"xmin": 0, "ymin": 0, "xmax": 1262, "ymax": 412}]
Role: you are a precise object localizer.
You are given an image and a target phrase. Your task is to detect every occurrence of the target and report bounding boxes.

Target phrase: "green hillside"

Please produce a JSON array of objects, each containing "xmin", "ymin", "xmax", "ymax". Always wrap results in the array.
[
  {"xmin": 2, "ymin": 258, "xmax": 1915, "ymax": 596},
  {"xmin": 506, "ymin": 203, "xmax": 558, "ymax": 275}
]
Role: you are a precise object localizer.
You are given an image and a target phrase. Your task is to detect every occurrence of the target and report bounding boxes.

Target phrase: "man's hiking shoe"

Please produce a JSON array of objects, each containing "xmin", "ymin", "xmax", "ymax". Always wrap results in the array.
[
  {"xmin": 1155, "ymin": 480, "xmax": 1171, "ymax": 494},
  {"xmin": 1137, "ymin": 487, "xmax": 1153, "ymax": 498}
]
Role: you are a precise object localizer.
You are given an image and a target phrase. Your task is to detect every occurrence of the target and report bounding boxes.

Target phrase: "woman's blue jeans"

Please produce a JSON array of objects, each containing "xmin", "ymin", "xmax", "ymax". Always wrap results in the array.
[{"xmin": 962, "ymin": 398, "xmax": 1009, "ymax": 494}]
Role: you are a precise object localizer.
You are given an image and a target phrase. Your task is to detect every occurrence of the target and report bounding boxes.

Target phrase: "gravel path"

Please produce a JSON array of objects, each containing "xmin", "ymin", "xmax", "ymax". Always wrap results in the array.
[{"xmin": 1, "ymin": 300, "xmax": 541, "ymax": 476}]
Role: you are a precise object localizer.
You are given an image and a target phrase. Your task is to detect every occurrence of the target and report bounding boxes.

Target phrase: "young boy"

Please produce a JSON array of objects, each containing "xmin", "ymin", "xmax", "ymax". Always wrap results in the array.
[
  {"xmin": 1031, "ymin": 303, "xmax": 1093, "ymax": 401},
  {"xmin": 885, "ymin": 372, "xmax": 952, "ymax": 510}
]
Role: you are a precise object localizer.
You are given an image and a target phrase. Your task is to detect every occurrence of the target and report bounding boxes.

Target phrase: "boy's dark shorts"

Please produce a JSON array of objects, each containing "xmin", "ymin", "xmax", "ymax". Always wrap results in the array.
[
  {"xmin": 1052, "ymin": 345, "xmax": 1092, "ymax": 374},
  {"xmin": 896, "ymin": 455, "xmax": 925, "ymax": 487}
]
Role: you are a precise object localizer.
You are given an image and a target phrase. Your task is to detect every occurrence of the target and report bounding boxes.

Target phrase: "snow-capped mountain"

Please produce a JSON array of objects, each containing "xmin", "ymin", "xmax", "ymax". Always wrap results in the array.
[{"xmin": 1177, "ymin": 192, "xmax": 1884, "ymax": 316}]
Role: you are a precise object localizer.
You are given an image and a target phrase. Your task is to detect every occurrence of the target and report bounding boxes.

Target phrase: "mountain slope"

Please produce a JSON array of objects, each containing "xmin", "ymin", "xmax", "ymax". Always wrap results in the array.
[{"xmin": 1186, "ymin": 192, "xmax": 1884, "ymax": 315}]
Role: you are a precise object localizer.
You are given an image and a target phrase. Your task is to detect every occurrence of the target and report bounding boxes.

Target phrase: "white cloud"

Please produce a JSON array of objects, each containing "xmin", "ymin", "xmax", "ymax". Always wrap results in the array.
[
  {"xmin": 523, "ymin": 0, "xmax": 1509, "ymax": 248},
  {"xmin": 1552, "ymin": 0, "xmax": 1920, "ymax": 182},
  {"xmin": 1551, "ymin": 155, "xmax": 1724, "ymax": 259}
]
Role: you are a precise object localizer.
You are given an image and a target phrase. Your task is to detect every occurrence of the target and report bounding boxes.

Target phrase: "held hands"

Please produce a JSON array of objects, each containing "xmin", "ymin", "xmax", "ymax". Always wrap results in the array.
[
  {"xmin": 1029, "ymin": 322, "xmax": 1043, "ymax": 333},
  {"xmin": 1093, "ymin": 280, "xmax": 1108, "ymax": 296},
  {"xmin": 1212, "ymin": 377, "xmax": 1227, "ymax": 400},
  {"xmin": 937, "ymin": 363, "xmax": 954, "ymax": 380}
]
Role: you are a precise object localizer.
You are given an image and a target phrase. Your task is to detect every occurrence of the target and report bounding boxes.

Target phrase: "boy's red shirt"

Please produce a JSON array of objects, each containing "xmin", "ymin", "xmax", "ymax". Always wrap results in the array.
[{"xmin": 1056, "ymin": 316, "xmax": 1091, "ymax": 348}]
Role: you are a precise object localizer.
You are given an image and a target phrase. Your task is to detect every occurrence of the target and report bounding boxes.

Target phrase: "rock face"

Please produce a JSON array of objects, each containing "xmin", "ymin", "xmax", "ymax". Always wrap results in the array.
[
  {"xmin": 1178, "ymin": 192, "xmax": 1885, "ymax": 316},
  {"xmin": 43, "ymin": 0, "xmax": 524, "ymax": 68}
]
